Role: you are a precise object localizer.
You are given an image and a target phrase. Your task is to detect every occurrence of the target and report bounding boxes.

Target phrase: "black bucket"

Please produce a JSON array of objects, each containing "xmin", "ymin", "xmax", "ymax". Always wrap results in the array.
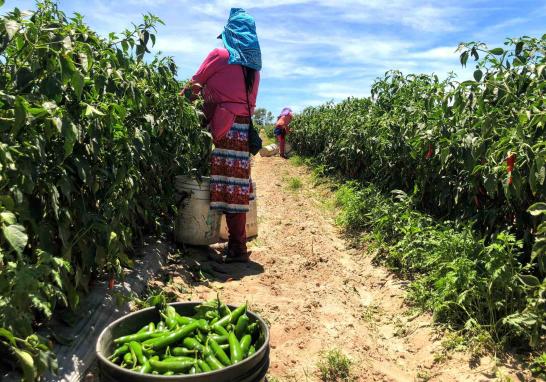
[{"xmin": 96, "ymin": 302, "xmax": 270, "ymax": 382}]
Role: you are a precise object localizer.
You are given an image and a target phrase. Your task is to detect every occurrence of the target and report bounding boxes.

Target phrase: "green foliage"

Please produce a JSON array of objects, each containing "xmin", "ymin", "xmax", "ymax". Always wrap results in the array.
[
  {"xmin": 317, "ymin": 349, "xmax": 353, "ymax": 382},
  {"xmin": 530, "ymin": 353, "xmax": 546, "ymax": 379},
  {"xmin": 253, "ymin": 107, "xmax": 274, "ymax": 126},
  {"xmin": 0, "ymin": 0, "xmax": 210, "ymax": 378},
  {"xmin": 262, "ymin": 124, "xmax": 276, "ymax": 140},
  {"xmin": 288, "ymin": 155, "xmax": 305, "ymax": 167},
  {"xmin": 292, "ymin": 35, "xmax": 546, "ymax": 350},
  {"xmin": 291, "ymin": 36, "xmax": 546, "ymax": 249},
  {"xmin": 130, "ymin": 284, "xmax": 178, "ymax": 311},
  {"xmin": 333, "ymin": 181, "xmax": 545, "ymax": 347},
  {"xmin": 259, "ymin": 126, "xmax": 275, "ymax": 146},
  {"xmin": 286, "ymin": 176, "xmax": 302, "ymax": 191}
]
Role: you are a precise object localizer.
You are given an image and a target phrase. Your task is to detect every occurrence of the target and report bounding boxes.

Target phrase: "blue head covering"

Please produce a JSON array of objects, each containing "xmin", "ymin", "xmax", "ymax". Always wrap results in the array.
[{"xmin": 220, "ymin": 8, "xmax": 262, "ymax": 71}]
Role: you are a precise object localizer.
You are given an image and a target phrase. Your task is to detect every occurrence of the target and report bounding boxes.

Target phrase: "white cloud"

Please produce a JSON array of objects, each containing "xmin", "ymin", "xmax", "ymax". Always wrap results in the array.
[
  {"xmin": 83, "ymin": 0, "xmax": 142, "ymax": 35},
  {"xmin": 14, "ymin": 0, "xmax": 536, "ymax": 114},
  {"xmin": 312, "ymin": 80, "xmax": 372, "ymax": 100},
  {"xmin": 155, "ymin": 35, "xmax": 206, "ymax": 55},
  {"xmin": 409, "ymin": 47, "xmax": 460, "ymax": 60}
]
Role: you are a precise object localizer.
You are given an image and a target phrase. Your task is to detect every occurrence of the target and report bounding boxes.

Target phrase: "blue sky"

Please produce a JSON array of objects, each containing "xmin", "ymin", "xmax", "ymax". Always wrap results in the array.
[{"xmin": 5, "ymin": 0, "xmax": 546, "ymax": 114}]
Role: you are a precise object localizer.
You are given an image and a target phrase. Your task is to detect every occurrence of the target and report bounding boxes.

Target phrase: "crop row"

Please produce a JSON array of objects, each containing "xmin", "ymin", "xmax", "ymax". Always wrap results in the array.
[
  {"xmin": 290, "ymin": 36, "xmax": 546, "ymax": 348},
  {"xmin": 0, "ymin": 1, "xmax": 210, "ymax": 379}
]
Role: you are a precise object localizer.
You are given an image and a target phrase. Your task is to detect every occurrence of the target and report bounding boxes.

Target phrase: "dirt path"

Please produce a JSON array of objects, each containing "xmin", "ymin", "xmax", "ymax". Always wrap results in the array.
[{"xmin": 155, "ymin": 155, "xmax": 527, "ymax": 382}]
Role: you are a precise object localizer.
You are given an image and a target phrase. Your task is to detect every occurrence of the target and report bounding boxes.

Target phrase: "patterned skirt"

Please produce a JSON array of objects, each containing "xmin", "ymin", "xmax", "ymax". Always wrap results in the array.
[{"xmin": 210, "ymin": 121, "xmax": 253, "ymax": 213}]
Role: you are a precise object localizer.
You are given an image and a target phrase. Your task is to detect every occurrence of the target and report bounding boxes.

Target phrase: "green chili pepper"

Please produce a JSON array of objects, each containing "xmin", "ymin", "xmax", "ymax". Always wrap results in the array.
[
  {"xmin": 228, "ymin": 332, "xmax": 243, "ymax": 363},
  {"xmin": 150, "ymin": 359, "xmax": 195, "ymax": 373},
  {"xmin": 136, "ymin": 322, "xmax": 155, "ymax": 334},
  {"xmin": 114, "ymin": 330, "xmax": 167, "ymax": 344},
  {"xmin": 197, "ymin": 359, "xmax": 212, "ymax": 372},
  {"xmin": 213, "ymin": 324, "xmax": 229, "ymax": 337},
  {"xmin": 183, "ymin": 337, "xmax": 204, "ymax": 352},
  {"xmin": 172, "ymin": 347, "xmax": 196, "ymax": 356},
  {"xmin": 205, "ymin": 354, "xmax": 224, "ymax": 370},
  {"xmin": 109, "ymin": 344, "xmax": 129, "ymax": 360},
  {"xmin": 129, "ymin": 341, "xmax": 146, "ymax": 365},
  {"xmin": 212, "ymin": 304, "xmax": 245, "ymax": 328},
  {"xmin": 144, "ymin": 321, "xmax": 200, "ymax": 350},
  {"xmin": 240, "ymin": 334, "xmax": 252, "ymax": 357},
  {"xmin": 229, "ymin": 304, "xmax": 247, "ymax": 324},
  {"xmin": 164, "ymin": 371, "xmax": 175, "ymax": 376},
  {"xmin": 207, "ymin": 337, "xmax": 232, "ymax": 366},
  {"xmin": 123, "ymin": 352, "xmax": 133, "ymax": 365},
  {"xmin": 139, "ymin": 356, "xmax": 159, "ymax": 374},
  {"xmin": 157, "ymin": 321, "xmax": 166, "ymax": 331},
  {"xmin": 161, "ymin": 312, "xmax": 178, "ymax": 330},
  {"xmin": 139, "ymin": 362, "xmax": 151, "ymax": 374},
  {"xmin": 175, "ymin": 314, "xmax": 195, "ymax": 326},
  {"xmin": 195, "ymin": 330, "xmax": 206, "ymax": 343},
  {"xmin": 129, "ymin": 344, "xmax": 137, "ymax": 367},
  {"xmin": 234, "ymin": 314, "xmax": 250, "ymax": 338},
  {"xmin": 247, "ymin": 345, "xmax": 256, "ymax": 356},
  {"xmin": 141, "ymin": 332, "xmax": 171, "ymax": 347},
  {"xmin": 246, "ymin": 322, "xmax": 258, "ymax": 335},
  {"xmin": 189, "ymin": 366, "xmax": 197, "ymax": 374},
  {"xmin": 197, "ymin": 319, "xmax": 210, "ymax": 332},
  {"xmin": 163, "ymin": 356, "xmax": 198, "ymax": 363},
  {"xmin": 210, "ymin": 334, "xmax": 228, "ymax": 344},
  {"xmin": 165, "ymin": 305, "xmax": 177, "ymax": 319},
  {"xmin": 220, "ymin": 304, "xmax": 231, "ymax": 317},
  {"xmin": 212, "ymin": 317, "xmax": 229, "ymax": 329},
  {"xmin": 219, "ymin": 343, "xmax": 229, "ymax": 351}
]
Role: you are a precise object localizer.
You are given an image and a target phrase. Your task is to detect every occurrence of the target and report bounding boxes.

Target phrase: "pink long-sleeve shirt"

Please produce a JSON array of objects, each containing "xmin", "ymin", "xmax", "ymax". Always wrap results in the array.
[{"xmin": 192, "ymin": 48, "xmax": 260, "ymax": 140}]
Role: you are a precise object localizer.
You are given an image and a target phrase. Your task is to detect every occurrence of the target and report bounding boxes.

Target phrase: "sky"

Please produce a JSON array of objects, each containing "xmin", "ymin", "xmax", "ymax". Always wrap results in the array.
[{"xmin": 5, "ymin": 0, "xmax": 546, "ymax": 114}]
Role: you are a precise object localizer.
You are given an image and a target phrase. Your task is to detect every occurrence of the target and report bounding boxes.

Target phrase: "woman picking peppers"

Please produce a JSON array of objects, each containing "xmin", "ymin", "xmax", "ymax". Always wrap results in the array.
[
  {"xmin": 182, "ymin": 8, "xmax": 261, "ymax": 263},
  {"xmin": 274, "ymin": 107, "xmax": 293, "ymax": 159}
]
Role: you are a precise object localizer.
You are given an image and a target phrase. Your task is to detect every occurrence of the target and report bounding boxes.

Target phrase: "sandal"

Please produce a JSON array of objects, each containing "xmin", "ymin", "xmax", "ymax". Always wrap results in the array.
[
  {"xmin": 220, "ymin": 247, "xmax": 251, "ymax": 263},
  {"xmin": 207, "ymin": 250, "xmax": 225, "ymax": 263},
  {"xmin": 224, "ymin": 254, "xmax": 251, "ymax": 263}
]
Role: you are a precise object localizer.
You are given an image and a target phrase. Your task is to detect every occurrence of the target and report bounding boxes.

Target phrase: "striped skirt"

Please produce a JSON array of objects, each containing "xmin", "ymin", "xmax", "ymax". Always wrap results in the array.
[{"xmin": 210, "ymin": 121, "xmax": 253, "ymax": 213}]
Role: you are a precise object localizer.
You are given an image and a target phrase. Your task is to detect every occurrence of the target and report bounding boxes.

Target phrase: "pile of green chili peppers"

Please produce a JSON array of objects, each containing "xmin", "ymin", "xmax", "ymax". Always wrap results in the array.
[{"xmin": 108, "ymin": 301, "xmax": 260, "ymax": 375}]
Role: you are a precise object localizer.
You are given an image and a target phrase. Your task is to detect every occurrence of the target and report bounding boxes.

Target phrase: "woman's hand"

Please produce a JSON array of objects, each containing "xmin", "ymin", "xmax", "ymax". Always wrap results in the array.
[{"xmin": 179, "ymin": 82, "xmax": 202, "ymax": 102}]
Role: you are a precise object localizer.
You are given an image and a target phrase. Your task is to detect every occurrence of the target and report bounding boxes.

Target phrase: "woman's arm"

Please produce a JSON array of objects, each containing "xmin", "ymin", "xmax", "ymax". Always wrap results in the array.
[{"xmin": 179, "ymin": 48, "xmax": 226, "ymax": 98}]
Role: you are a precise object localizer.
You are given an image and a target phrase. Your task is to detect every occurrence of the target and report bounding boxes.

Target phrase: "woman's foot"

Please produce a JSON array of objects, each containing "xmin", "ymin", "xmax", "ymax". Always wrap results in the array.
[
  {"xmin": 224, "ymin": 253, "xmax": 251, "ymax": 263},
  {"xmin": 219, "ymin": 247, "xmax": 250, "ymax": 263}
]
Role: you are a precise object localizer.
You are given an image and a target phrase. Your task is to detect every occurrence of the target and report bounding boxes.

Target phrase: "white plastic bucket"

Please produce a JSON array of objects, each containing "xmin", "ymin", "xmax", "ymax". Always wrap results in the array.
[
  {"xmin": 259, "ymin": 144, "xmax": 278, "ymax": 157},
  {"xmin": 174, "ymin": 176, "xmax": 221, "ymax": 245},
  {"xmin": 219, "ymin": 182, "xmax": 258, "ymax": 240}
]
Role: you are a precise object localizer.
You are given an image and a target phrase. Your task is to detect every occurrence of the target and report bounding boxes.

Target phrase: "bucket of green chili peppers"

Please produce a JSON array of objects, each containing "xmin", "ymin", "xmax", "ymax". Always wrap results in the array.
[{"xmin": 96, "ymin": 299, "xmax": 270, "ymax": 381}]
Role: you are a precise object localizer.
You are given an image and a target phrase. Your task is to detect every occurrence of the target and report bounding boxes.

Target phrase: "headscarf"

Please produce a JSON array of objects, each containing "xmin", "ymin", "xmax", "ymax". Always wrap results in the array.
[
  {"xmin": 220, "ymin": 8, "xmax": 262, "ymax": 71},
  {"xmin": 280, "ymin": 107, "xmax": 293, "ymax": 117}
]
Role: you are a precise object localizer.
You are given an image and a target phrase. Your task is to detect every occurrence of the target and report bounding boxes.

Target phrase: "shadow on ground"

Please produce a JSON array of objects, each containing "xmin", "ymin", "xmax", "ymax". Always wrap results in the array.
[{"xmin": 162, "ymin": 243, "xmax": 265, "ymax": 286}]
